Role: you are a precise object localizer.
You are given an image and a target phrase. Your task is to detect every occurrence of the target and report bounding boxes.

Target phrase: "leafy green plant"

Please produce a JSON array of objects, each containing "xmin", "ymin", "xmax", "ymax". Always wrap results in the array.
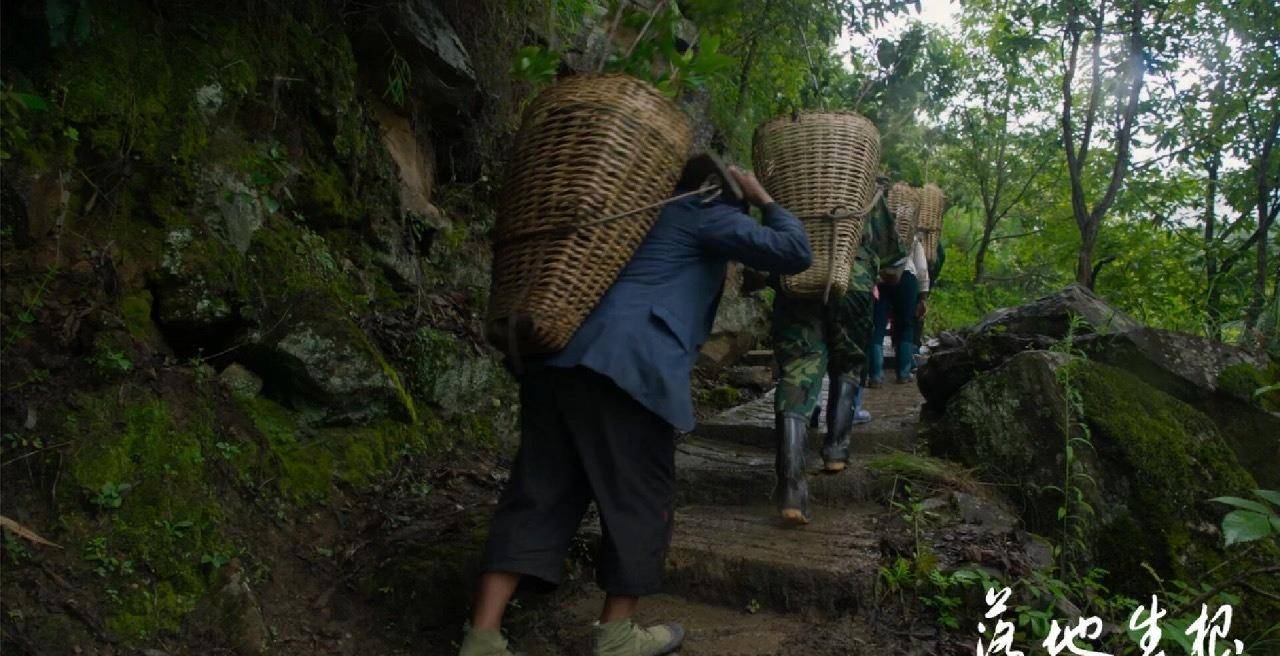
[
  {"xmin": 0, "ymin": 82, "xmax": 49, "ymax": 161},
  {"xmin": 214, "ymin": 441, "xmax": 242, "ymax": 461},
  {"xmin": 888, "ymin": 482, "xmax": 937, "ymax": 559},
  {"xmin": 1211, "ymin": 489, "xmax": 1280, "ymax": 546},
  {"xmin": 1044, "ymin": 313, "xmax": 1097, "ymax": 575},
  {"xmin": 89, "ymin": 348, "xmax": 133, "ymax": 375},
  {"xmin": 90, "ymin": 482, "xmax": 131, "ymax": 510},
  {"xmin": 4, "ymin": 265, "xmax": 59, "ymax": 348},
  {"xmin": 918, "ymin": 569, "xmax": 986, "ymax": 629},
  {"xmin": 200, "ymin": 551, "xmax": 232, "ymax": 570},
  {"xmin": 157, "ymin": 519, "xmax": 194, "ymax": 540},
  {"xmin": 83, "ymin": 537, "xmax": 133, "ymax": 577},
  {"xmin": 1010, "ymin": 568, "xmax": 1135, "ymax": 645},
  {"xmin": 384, "ymin": 50, "xmax": 412, "ymax": 106},
  {"xmin": 3, "ymin": 532, "xmax": 33, "ymax": 564},
  {"xmin": 2, "ymin": 431, "xmax": 45, "ymax": 455},
  {"xmin": 512, "ymin": 45, "xmax": 561, "ymax": 88},
  {"xmin": 877, "ymin": 556, "xmax": 913, "ymax": 602}
]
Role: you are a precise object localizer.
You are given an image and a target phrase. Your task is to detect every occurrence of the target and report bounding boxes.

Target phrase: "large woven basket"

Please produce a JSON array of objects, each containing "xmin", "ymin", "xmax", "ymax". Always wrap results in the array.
[
  {"xmin": 917, "ymin": 183, "xmax": 945, "ymax": 265},
  {"xmin": 485, "ymin": 74, "xmax": 692, "ymax": 356},
  {"xmin": 887, "ymin": 182, "xmax": 921, "ymax": 252},
  {"xmin": 752, "ymin": 111, "xmax": 881, "ymax": 299}
]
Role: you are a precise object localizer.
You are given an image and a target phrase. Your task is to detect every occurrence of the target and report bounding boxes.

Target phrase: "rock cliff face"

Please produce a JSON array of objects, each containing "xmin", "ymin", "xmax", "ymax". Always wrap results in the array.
[{"xmin": 0, "ymin": 1, "xmax": 525, "ymax": 650}]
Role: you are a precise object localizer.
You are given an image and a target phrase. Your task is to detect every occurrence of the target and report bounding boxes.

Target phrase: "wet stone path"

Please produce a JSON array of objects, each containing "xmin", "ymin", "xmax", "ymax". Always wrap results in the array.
[{"xmin": 510, "ymin": 358, "xmax": 946, "ymax": 655}]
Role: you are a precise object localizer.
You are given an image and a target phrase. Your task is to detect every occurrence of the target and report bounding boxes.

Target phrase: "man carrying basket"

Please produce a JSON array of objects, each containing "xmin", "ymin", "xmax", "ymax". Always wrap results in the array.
[
  {"xmin": 771, "ymin": 191, "xmax": 905, "ymax": 524},
  {"xmin": 459, "ymin": 166, "xmax": 812, "ymax": 656}
]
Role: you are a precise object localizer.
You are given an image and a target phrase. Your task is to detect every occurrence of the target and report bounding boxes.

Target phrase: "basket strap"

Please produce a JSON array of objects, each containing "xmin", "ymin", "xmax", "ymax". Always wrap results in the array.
[
  {"xmin": 494, "ymin": 182, "xmax": 719, "ymax": 247},
  {"xmin": 801, "ymin": 184, "xmax": 886, "ymax": 304},
  {"xmin": 495, "ymin": 182, "xmax": 722, "ymax": 360}
]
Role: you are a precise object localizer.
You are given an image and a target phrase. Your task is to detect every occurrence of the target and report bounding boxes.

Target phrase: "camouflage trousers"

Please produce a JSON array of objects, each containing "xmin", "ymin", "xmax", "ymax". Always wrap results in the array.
[{"xmin": 772, "ymin": 290, "xmax": 875, "ymax": 417}]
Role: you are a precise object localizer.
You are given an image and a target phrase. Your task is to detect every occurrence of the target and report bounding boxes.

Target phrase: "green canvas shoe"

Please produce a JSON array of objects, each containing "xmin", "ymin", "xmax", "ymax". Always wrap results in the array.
[
  {"xmin": 458, "ymin": 628, "xmax": 524, "ymax": 656},
  {"xmin": 592, "ymin": 618, "xmax": 685, "ymax": 656}
]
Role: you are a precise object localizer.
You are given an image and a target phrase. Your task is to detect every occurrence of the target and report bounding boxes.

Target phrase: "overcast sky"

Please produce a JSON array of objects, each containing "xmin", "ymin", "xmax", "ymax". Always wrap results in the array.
[{"xmin": 838, "ymin": 0, "xmax": 961, "ymax": 56}]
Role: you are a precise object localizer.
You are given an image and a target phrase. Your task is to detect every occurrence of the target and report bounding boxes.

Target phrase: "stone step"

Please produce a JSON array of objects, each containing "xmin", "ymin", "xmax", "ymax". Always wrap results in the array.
[
  {"xmin": 522, "ymin": 590, "xmax": 814, "ymax": 656},
  {"xmin": 675, "ymin": 438, "xmax": 886, "ymax": 508},
  {"xmin": 695, "ymin": 380, "xmax": 922, "ymax": 453},
  {"xmin": 661, "ymin": 504, "xmax": 883, "ymax": 617},
  {"xmin": 740, "ymin": 349, "xmax": 775, "ymax": 367}
]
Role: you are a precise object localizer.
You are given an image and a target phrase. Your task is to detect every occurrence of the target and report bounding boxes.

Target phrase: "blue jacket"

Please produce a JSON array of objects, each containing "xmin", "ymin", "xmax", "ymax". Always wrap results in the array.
[{"xmin": 543, "ymin": 196, "xmax": 812, "ymax": 431}]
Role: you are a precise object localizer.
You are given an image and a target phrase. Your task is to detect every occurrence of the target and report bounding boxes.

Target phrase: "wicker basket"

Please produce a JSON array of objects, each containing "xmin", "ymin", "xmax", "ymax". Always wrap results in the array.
[
  {"xmin": 887, "ymin": 182, "xmax": 921, "ymax": 252},
  {"xmin": 917, "ymin": 183, "xmax": 945, "ymax": 265},
  {"xmin": 752, "ymin": 111, "xmax": 881, "ymax": 299},
  {"xmin": 485, "ymin": 74, "xmax": 693, "ymax": 356}
]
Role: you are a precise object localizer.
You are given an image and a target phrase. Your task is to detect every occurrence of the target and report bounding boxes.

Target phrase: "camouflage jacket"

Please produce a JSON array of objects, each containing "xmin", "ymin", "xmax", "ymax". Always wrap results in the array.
[{"xmin": 849, "ymin": 196, "xmax": 906, "ymax": 294}]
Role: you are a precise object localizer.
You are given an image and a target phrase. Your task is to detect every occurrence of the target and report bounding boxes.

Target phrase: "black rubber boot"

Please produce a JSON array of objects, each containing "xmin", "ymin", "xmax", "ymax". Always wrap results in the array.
[
  {"xmin": 775, "ymin": 414, "xmax": 810, "ymax": 525},
  {"xmin": 822, "ymin": 376, "xmax": 857, "ymax": 472}
]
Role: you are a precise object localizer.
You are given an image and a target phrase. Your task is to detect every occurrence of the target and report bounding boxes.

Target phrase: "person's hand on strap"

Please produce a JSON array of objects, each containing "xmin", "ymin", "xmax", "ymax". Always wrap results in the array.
[{"xmin": 728, "ymin": 166, "xmax": 774, "ymax": 207}]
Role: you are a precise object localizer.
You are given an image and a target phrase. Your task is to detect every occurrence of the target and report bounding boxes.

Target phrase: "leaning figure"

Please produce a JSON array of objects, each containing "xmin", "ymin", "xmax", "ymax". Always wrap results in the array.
[{"xmin": 459, "ymin": 163, "xmax": 811, "ymax": 656}]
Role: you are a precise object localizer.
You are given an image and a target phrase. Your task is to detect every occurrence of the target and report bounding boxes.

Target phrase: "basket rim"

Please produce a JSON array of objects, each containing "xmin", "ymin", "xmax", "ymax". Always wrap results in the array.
[
  {"xmin": 754, "ymin": 109, "xmax": 877, "ymax": 134},
  {"xmin": 531, "ymin": 72, "xmax": 687, "ymax": 111}
]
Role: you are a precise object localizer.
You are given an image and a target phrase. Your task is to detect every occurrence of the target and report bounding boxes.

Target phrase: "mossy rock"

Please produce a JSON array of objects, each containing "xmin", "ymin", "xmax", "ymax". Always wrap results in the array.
[
  {"xmin": 1083, "ymin": 328, "xmax": 1280, "ymax": 488},
  {"xmin": 1218, "ymin": 361, "xmax": 1280, "ymax": 412},
  {"xmin": 928, "ymin": 351, "xmax": 1279, "ymax": 624},
  {"xmin": 59, "ymin": 390, "xmax": 233, "ymax": 644}
]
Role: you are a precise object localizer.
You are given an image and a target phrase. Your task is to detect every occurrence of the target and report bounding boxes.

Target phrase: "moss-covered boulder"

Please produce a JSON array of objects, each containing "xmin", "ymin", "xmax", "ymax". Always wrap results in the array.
[
  {"xmin": 920, "ymin": 287, "xmax": 1280, "ymax": 489},
  {"xmin": 1083, "ymin": 327, "xmax": 1280, "ymax": 487},
  {"xmin": 928, "ymin": 351, "xmax": 1276, "ymax": 614}
]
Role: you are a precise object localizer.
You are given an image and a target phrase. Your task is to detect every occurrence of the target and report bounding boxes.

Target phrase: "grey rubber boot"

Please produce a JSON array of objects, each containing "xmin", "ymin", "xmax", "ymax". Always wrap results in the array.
[
  {"xmin": 593, "ymin": 618, "xmax": 685, "ymax": 656},
  {"xmin": 822, "ymin": 376, "xmax": 858, "ymax": 472},
  {"xmin": 775, "ymin": 414, "xmax": 810, "ymax": 524}
]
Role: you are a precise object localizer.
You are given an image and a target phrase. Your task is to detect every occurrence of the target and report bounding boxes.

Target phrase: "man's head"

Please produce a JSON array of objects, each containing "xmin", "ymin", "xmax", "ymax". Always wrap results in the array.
[{"xmin": 677, "ymin": 153, "xmax": 743, "ymax": 203}]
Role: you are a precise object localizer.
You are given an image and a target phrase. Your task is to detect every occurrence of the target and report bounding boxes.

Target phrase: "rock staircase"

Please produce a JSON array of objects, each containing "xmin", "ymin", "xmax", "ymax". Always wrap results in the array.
[{"xmin": 514, "ymin": 361, "xmax": 941, "ymax": 655}]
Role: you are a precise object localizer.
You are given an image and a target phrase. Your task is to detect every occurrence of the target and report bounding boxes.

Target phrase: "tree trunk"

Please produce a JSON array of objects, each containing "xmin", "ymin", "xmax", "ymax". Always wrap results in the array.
[
  {"xmin": 1063, "ymin": 1, "xmax": 1146, "ymax": 289},
  {"xmin": 1204, "ymin": 154, "xmax": 1222, "ymax": 340},
  {"xmin": 974, "ymin": 212, "xmax": 997, "ymax": 285},
  {"xmin": 1245, "ymin": 225, "xmax": 1272, "ymax": 330},
  {"xmin": 1244, "ymin": 106, "xmax": 1279, "ymax": 330},
  {"xmin": 731, "ymin": 0, "xmax": 771, "ymax": 117},
  {"xmin": 732, "ymin": 35, "xmax": 759, "ymax": 117},
  {"xmin": 1076, "ymin": 225, "xmax": 1098, "ymax": 289}
]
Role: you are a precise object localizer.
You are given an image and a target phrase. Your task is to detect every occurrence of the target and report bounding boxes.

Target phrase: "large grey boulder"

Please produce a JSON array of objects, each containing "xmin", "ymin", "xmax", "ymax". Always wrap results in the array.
[
  {"xmin": 697, "ymin": 264, "xmax": 769, "ymax": 370},
  {"xmin": 969, "ymin": 283, "xmax": 1139, "ymax": 339},
  {"xmin": 1081, "ymin": 326, "xmax": 1271, "ymax": 404},
  {"xmin": 242, "ymin": 313, "xmax": 416, "ymax": 426},
  {"xmin": 150, "ymin": 228, "xmax": 243, "ymax": 347},
  {"xmin": 920, "ymin": 285, "xmax": 1135, "ymax": 410},
  {"xmin": 918, "ymin": 286, "xmax": 1279, "ymax": 487},
  {"xmin": 928, "ymin": 350, "xmax": 1276, "ymax": 612}
]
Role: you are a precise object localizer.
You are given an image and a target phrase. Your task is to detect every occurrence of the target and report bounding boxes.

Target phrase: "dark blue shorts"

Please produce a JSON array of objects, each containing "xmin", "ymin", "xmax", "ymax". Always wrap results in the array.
[{"xmin": 481, "ymin": 366, "xmax": 676, "ymax": 595}]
